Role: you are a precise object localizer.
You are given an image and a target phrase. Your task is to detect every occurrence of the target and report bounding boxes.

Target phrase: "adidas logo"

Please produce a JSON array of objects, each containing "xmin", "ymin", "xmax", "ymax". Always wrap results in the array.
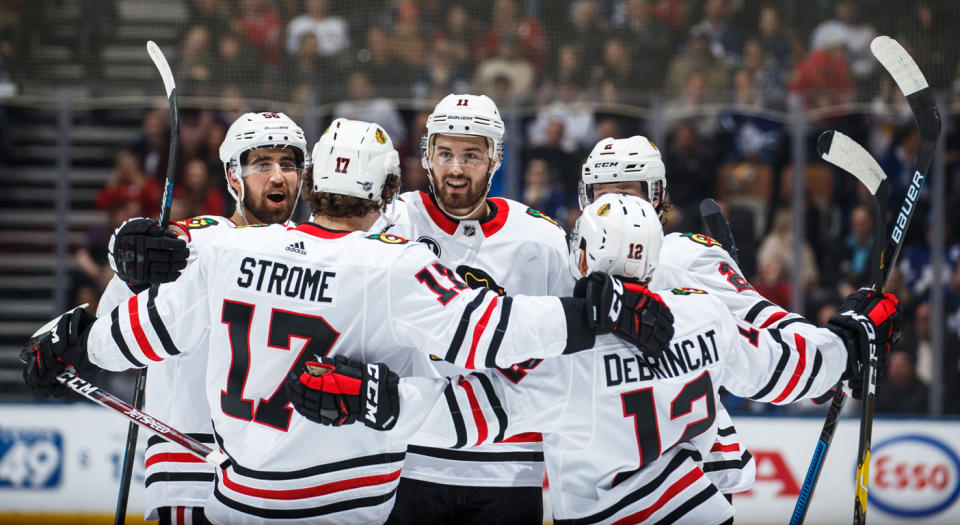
[{"xmin": 285, "ymin": 241, "xmax": 307, "ymax": 255}]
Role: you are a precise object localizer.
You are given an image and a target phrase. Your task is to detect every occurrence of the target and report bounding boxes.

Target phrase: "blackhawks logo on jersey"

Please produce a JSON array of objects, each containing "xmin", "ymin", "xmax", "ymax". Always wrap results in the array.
[
  {"xmin": 681, "ymin": 232, "xmax": 722, "ymax": 248},
  {"xmin": 178, "ymin": 217, "xmax": 218, "ymax": 230},
  {"xmin": 526, "ymin": 207, "xmax": 560, "ymax": 227},
  {"xmin": 457, "ymin": 265, "xmax": 506, "ymax": 296},
  {"xmin": 367, "ymin": 233, "xmax": 408, "ymax": 244},
  {"xmin": 671, "ymin": 287, "xmax": 708, "ymax": 295}
]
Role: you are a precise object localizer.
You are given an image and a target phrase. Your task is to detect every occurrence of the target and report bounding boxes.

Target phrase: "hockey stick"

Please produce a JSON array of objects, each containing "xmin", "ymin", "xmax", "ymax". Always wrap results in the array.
[
  {"xmin": 112, "ymin": 41, "xmax": 181, "ymax": 525},
  {"xmin": 790, "ymin": 131, "xmax": 888, "ymax": 525},
  {"xmin": 790, "ymin": 35, "xmax": 942, "ymax": 520},
  {"xmin": 699, "ymin": 198, "xmax": 740, "ymax": 265},
  {"xmin": 848, "ymin": 35, "xmax": 941, "ymax": 525},
  {"xmin": 56, "ymin": 370, "xmax": 230, "ymax": 469}
]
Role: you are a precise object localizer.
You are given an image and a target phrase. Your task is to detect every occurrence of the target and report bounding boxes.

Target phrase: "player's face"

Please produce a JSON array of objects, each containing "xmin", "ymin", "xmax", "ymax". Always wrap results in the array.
[
  {"xmin": 236, "ymin": 146, "xmax": 300, "ymax": 224},
  {"xmin": 429, "ymin": 134, "xmax": 492, "ymax": 216},
  {"xmin": 592, "ymin": 181, "xmax": 647, "ymax": 202}
]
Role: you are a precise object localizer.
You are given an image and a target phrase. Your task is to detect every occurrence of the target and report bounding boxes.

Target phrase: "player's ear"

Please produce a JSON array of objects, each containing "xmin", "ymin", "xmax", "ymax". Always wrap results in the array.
[
  {"xmin": 227, "ymin": 170, "xmax": 243, "ymax": 193},
  {"xmin": 578, "ymin": 250, "xmax": 588, "ymax": 277}
]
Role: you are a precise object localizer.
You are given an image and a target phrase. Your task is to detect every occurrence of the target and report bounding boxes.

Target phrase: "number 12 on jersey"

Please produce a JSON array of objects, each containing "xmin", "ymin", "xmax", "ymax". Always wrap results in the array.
[{"xmin": 613, "ymin": 371, "xmax": 717, "ymax": 487}]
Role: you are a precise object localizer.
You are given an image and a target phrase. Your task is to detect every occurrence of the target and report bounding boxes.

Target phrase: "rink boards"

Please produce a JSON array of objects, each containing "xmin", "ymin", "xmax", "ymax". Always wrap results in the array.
[{"xmin": 1, "ymin": 403, "xmax": 959, "ymax": 524}]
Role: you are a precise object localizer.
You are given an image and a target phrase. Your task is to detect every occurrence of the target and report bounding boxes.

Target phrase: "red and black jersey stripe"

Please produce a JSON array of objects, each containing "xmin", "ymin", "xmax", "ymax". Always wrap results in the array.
[{"xmin": 110, "ymin": 306, "xmax": 144, "ymax": 368}]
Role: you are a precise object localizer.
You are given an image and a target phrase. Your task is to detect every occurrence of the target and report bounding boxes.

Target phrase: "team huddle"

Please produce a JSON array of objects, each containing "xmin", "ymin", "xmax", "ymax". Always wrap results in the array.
[{"xmin": 21, "ymin": 93, "xmax": 901, "ymax": 525}]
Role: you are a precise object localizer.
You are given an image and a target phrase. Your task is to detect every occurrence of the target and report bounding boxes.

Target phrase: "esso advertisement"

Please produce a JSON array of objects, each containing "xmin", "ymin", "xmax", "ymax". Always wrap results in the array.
[
  {"xmin": 733, "ymin": 418, "xmax": 960, "ymax": 524},
  {"xmin": 869, "ymin": 434, "xmax": 960, "ymax": 518}
]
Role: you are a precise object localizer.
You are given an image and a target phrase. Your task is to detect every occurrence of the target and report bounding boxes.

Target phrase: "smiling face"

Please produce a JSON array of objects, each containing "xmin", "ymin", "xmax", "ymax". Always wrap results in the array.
[
  {"xmin": 229, "ymin": 146, "xmax": 301, "ymax": 224},
  {"xmin": 429, "ymin": 134, "xmax": 493, "ymax": 218}
]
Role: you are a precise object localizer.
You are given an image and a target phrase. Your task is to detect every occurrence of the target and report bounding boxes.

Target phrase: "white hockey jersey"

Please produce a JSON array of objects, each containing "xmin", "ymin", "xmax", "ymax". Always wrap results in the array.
[
  {"xmin": 651, "ymin": 231, "xmax": 847, "ymax": 493},
  {"xmin": 97, "ymin": 215, "xmax": 238, "ymax": 519},
  {"xmin": 387, "ymin": 290, "xmax": 848, "ymax": 524},
  {"xmin": 86, "ymin": 222, "xmax": 593, "ymax": 525},
  {"xmin": 385, "ymin": 190, "xmax": 572, "ymax": 488}
]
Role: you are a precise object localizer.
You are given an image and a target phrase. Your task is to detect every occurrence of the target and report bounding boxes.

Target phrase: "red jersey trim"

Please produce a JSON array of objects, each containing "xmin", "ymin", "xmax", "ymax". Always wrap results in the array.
[
  {"xmin": 145, "ymin": 452, "xmax": 206, "ymax": 469},
  {"xmin": 128, "ymin": 295, "xmax": 162, "ymax": 362},
  {"xmin": 293, "ymin": 223, "xmax": 352, "ymax": 239},
  {"xmin": 709, "ymin": 443, "xmax": 740, "ymax": 453},
  {"xmin": 418, "ymin": 192, "xmax": 510, "ymax": 237},
  {"xmin": 220, "ymin": 468, "xmax": 402, "ymax": 500},
  {"xmin": 759, "ymin": 311, "xmax": 787, "ymax": 329},
  {"xmin": 772, "ymin": 333, "xmax": 807, "ymax": 403},
  {"xmin": 457, "ymin": 377, "xmax": 489, "ymax": 446},
  {"xmin": 611, "ymin": 468, "xmax": 704, "ymax": 525},
  {"xmin": 497, "ymin": 432, "xmax": 543, "ymax": 443},
  {"xmin": 465, "ymin": 296, "xmax": 499, "ymax": 369}
]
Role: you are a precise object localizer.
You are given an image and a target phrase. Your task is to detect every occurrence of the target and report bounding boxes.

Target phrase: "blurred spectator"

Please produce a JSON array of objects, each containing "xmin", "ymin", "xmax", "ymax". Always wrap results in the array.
[
  {"xmin": 664, "ymin": 27, "xmax": 729, "ymax": 103},
  {"xmin": 867, "ymin": 76, "xmax": 913, "ymax": 157},
  {"xmin": 787, "ymin": 33, "xmax": 855, "ymax": 113},
  {"xmin": 76, "ymin": 0, "xmax": 116, "ymax": 78},
  {"xmin": 716, "ymin": 69, "xmax": 785, "ymax": 163},
  {"xmin": 179, "ymin": 25, "xmax": 215, "ymax": 97},
  {"xmin": 839, "ymin": 204, "xmax": 874, "ymax": 291},
  {"xmin": 189, "ymin": 0, "xmax": 230, "ymax": 43},
  {"xmin": 756, "ymin": 5, "xmax": 796, "ymax": 73},
  {"xmin": 615, "ymin": 0, "xmax": 673, "ymax": 93},
  {"xmin": 359, "ymin": 27, "xmax": 412, "ymax": 99},
  {"xmin": 333, "ymin": 72, "xmax": 407, "ymax": 145},
  {"xmin": 661, "ymin": 121, "xmax": 718, "ymax": 223},
  {"xmin": 174, "ymin": 159, "xmax": 227, "ymax": 219},
  {"xmin": 232, "ymin": 0, "xmax": 283, "ymax": 69},
  {"xmin": 474, "ymin": 36, "xmax": 535, "ymax": 103},
  {"xmin": 663, "ymin": 71, "xmax": 718, "ymax": 136},
  {"xmin": 524, "ymin": 119, "xmax": 582, "ymax": 195},
  {"xmin": 757, "ymin": 208, "xmax": 819, "ymax": 292},
  {"xmin": 132, "ymin": 107, "xmax": 170, "ymax": 181},
  {"xmin": 429, "ymin": 4, "xmax": 474, "ymax": 70},
  {"xmin": 690, "ymin": 0, "xmax": 742, "ymax": 67},
  {"xmin": 76, "ymin": 198, "xmax": 142, "ymax": 291},
  {"xmin": 213, "ymin": 33, "xmax": 258, "ymax": 88},
  {"xmin": 809, "ymin": 0, "xmax": 876, "ymax": 81},
  {"xmin": 876, "ymin": 349, "xmax": 929, "ymax": 414},
  {"xmin": 593, "ymin": 39, "xmax": 637, "ymax": 104},
  {"xmin": 521, "ymin": 158, "xmax": 572, "ymax": 227},
  {"xmin": 284, "ymin": 32, "xmax": 324, "ymax": 98},
  {"xmin": 878, "ymin": 124, "xmax": 920, "ymax": 210},
  {"xmin": 477, "ymin": 0, "xmax": 546, "ymax": 70},
  {"xmin": 752, "ymin": 256, "xmax": 792, "ymax": 309},
  {"xmin": 96, "ymin": 150, "xmax": 162, "ymax": 218},
  {"xmin": 286, "ymin": 0, "xmax": 349, "ymax": 57},
  {"xmin": 900, "ymin": 222, "xmax": 960, "ymax": 311},
  {"xmin": 528, "ymin": 81, "xmax": 595, "ymax": 155},
  {"xmin": 594, "ymin": 116, "xmax": 623, "ymax": 143},
  {"xmin": 391, "ymin": 0, "xmax": 427, "ymax": 72},
  {"xmin": 568, "ymin": 0, "xmax": 604, "ymax": 72},
  {"xmin": 414, "ymin": 37, "xmax": 470, "ymax": 105},
  {"xmin": 901, "ymin": 302, "xmax": 960, "ymax": 393}
]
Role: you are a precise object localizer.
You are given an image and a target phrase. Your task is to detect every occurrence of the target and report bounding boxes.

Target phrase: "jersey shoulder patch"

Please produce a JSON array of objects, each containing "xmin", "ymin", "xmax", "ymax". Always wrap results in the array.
[
  {"xmin": 176, "ymin": 216, "xmax": 219, "ymax": 230},
  {"xmin": 680, "ymin": 232, "xmax": 723, "ymax": 248},
  {"xmin": 366, "ymin": 233, "xmax": 409, "ymax": 244},
  {"xmin": 670, "ymin": 287, "xmax": 708, "ymax": 295},
  {"xmin": 525, "ymin": 207, "xmax": 561, "ymax": 228}
]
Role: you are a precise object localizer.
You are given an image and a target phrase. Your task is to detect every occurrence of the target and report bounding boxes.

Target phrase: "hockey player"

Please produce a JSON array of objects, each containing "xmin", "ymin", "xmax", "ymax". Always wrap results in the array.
[
  {"xmin": 21, "ymin": 120, "xmax": 671, "ymax": 525},
  {"xmin": 577, "ymin": 135, "xmax": 849, "ymax": 496},
  {"xmin": 383, "ymin": 93, "xmax": 598, "ymax": 524},
  {"xmin": 285, "ymin": 193, "xmax": 902, "ymax": 524},
  {"xmin": 97, "ymin": 111, "xmax": 309, "ymax": 524}
]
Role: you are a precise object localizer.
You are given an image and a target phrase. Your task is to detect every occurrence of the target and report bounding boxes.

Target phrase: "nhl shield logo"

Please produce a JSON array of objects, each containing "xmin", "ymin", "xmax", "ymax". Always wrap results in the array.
[{"xmin": 417, "ymin": 236, "xmax": 442, "ymax": 257}]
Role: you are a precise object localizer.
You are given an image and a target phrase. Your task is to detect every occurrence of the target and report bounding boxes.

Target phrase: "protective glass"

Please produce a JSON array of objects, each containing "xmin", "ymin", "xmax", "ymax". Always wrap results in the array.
[{"xmin": 434, "ymin": 150, "xmax": 487, "ymax": 168}]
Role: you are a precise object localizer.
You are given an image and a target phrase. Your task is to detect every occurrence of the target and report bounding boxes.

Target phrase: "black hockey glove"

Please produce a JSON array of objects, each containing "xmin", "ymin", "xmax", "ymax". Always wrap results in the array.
[
  {"xmin": 285, "ymin": 355, "xmax": 399, "ymax": 431},
  {"xmin": 109, "ymin": 218, "xmax": 189, "ymax": 293},
  {"xmin": 576, "ymin": 272, "xmax": 674, "ymax": 357},
  {"xmin": 826, "ymin": 288, "xmax": 902, "ymax": 400},
  {"xmin": 20, "ymin": 306, "xmax": 97, "ymax": 397}
]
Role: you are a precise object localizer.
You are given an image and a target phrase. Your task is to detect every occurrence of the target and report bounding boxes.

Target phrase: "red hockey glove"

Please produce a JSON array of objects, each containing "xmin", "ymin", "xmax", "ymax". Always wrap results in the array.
[
  {"xmin": 826, "ymin": 288, "xmax": 901, "ymax": 399},
  {"xmin": 285, "ymin": 355, "xmax": 399, "ymax": 430}
]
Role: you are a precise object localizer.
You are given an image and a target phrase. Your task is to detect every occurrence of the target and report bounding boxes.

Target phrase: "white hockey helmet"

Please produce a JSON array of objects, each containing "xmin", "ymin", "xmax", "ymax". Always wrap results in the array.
[
  {"xmin": 311, "ymin": 118, "xmax": 400, "ymax": 203},
  {"xmin": 579, "ymin": 136, "xmax": 666, "ymax": 212},
  {"xmin": 569, "ymin": 193, "xmax": 663, "ymax": 282},
  {"xmin": 219, "ymin": 112, "xmax": 309, "ymax": 221},
  {"xmin": 421, "ymin": 93, "xmax": 505, "ymax": 173}
]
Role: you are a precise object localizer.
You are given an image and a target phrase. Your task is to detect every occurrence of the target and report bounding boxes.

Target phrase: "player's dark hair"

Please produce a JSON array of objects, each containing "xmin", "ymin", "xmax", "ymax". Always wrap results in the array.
[{"xmin": 302, "ymin": 166, "xmax": 400, "ymax": 218}]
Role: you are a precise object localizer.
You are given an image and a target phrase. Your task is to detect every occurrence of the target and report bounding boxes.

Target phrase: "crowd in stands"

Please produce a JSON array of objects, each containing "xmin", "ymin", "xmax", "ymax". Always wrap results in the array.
[{"xmin": 14, "ymin": 0, "xmax": 960, "ymax": 415}]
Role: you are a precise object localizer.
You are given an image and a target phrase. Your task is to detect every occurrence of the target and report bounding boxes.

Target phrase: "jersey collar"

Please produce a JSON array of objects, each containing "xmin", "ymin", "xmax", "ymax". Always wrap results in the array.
[
  {"xmin": 419, "ymin": 191, "xmax": 509, "ymax": 237},
  {"xmin": 292, "ymin": 223, "xmax": 353, "ymax": 239}
]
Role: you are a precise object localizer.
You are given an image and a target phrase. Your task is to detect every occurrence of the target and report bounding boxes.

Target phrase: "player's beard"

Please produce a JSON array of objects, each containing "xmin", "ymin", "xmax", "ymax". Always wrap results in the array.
[
  {"xmin": 433, "ymin": 171, "xmax": 490, "ymax": 217},
  {"xmin": 242, "ymin": 181, "xmax": 297, "ymax": 225}
]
